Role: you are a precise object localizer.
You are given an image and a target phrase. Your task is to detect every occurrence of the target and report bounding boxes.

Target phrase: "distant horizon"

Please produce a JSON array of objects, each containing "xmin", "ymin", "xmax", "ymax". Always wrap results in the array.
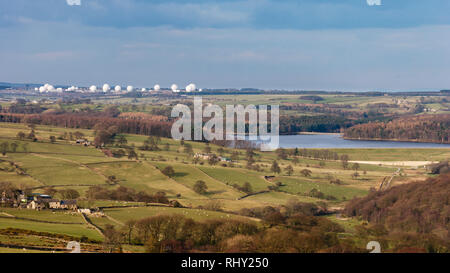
[{"xmin": 0, "ymin": 80, "xmax": 447, "ymax": 93}]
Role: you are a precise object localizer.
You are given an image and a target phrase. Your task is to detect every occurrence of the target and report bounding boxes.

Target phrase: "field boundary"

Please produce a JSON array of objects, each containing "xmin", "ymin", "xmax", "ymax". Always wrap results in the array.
[{"xmin": 0, "ymin": 215, "xmax": 84, "ymax": 225}]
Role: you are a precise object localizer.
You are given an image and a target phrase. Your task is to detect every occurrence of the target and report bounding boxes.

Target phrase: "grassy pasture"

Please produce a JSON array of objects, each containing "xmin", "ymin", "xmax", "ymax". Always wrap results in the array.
[
  {"xmin": 0, "ymin": 160, "xmax": 43, "ymax": 188},
  {"xmin": 103, "ymin": 206, "xmax": 258, "ymax": 224},
  {"xmin": 198, "ymin": 166, "xmax": 271, "ymax": 192},
  {"xmin": 151, "ymin": 162, "xmax": 242, "ymax": 200},
  {"xmin": 0, "ymin": 247, "xmax": 51, "ymax": 253},
  {"xmin": 1, "ymin": 208, "xmax": 85, "ymax": 224},
  {"xmin": 329, "ymin": 148, "xmax": 450, "ymax": 161},
  {"xmin": 274, "ymin": 176, "xmax": 368, "ymax": 201},
  {"xmin": 90, "ymin": 161, "xmax": 203, "ymax": 199},
  {"xmin": 0, "ymin": 217, "xmax": 102, "ymax": 241},
  {"xmin": 243, "ymin": 191, "xmax": 317, "ymax": 205},
  {"xmin": 7, "ymin": 153, "xmax": 106, "ymax": 186}
]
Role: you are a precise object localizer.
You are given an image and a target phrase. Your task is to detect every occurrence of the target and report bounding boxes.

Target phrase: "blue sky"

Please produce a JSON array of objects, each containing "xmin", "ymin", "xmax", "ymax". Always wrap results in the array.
[{"xmin": 1, "ymin": 0, "xmax": 450, "ymax": 91}]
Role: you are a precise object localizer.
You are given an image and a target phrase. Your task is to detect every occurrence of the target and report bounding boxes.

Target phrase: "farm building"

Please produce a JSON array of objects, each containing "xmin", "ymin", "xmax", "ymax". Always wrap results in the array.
[
  {"xmin": 49, "ymin": 200, "xmax": 78, "ymax": 210},
  {"xmin": 76, "ymin": 139, "xmax": 91, "ymax": 146},
  {"xmin": 27, "ymin": 200, "xmax": 46, "ymax": 210},
  {"xmin": 77, "ymin": 208, "xmax": 105, "ymax": 217},
  {"xmin": 194, "ymin": 153, "xmax": 213, "ymax": 160},
  {"xmin": 219, "ymin": 156, "xmax": 232, "ymax": 162},
  {"xmin": 194, "ymin": 153, "xmax": 232, "ymax": 162}
]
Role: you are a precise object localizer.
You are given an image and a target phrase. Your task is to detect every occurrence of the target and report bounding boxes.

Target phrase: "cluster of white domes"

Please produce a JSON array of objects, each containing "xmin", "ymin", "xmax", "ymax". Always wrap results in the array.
[
  {"xmin": 38, "ymin": 83, "xmax": 58, "ymax": 93},
  {"xmin": 67, "ymin": 86, "xmax": 77, "ymax": 92},
  {"xmin": 35, "ymin": 82, "xmax": 200, "ymax": 94}
]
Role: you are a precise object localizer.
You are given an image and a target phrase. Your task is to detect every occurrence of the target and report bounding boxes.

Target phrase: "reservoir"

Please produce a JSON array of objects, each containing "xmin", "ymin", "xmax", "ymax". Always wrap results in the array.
[{"xmin": 270, "ymin": 134, "xmax": 450, "ymax": 149}]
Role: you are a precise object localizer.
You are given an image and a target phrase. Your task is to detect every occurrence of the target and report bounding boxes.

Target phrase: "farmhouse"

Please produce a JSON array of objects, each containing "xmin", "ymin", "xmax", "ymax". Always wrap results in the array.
[
  {"xmin": 194, "ymin": 153, "xmax": 232, "ymax": 162},
  {"xmin": 194, "ymin": 153, "xmax": 214, "ymax": 160},
  {"xmin": 1, "ymin": 190, "xmax": 79, "ymax": 211},
  {"xmin": 219, "ymin": 156, "xmax": 231, "ymax": 162},
  {"xmin": 77, "ymin": 208, "xmax": 92, "ymax": 214},
  {"xmin": 76, "ymin": 139, "xmax": 91, "ymax": 146},
  {"xmin": 1, "ymin": 190, "xmax": 32, "ymax": 208},
  {"xmin": 27, "ymin": 200, "xmax": 46, "ymax": 210}
]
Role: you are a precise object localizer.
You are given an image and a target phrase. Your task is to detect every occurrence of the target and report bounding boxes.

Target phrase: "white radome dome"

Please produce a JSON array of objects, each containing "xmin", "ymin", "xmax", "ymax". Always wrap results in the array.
[
  {"xmin": 56, "ymin": 88, "xmax": 63, "ymax": 92},
  {"xmin": 47, "ymin": 85, "xmax": 55, "ymax": 92},
  {"xmin": 67, "ymin": 86, "xmax": 76, "ymax": 92},
  {"xmin": 153, "ymin": 84, "xmax": 161, "ymax": 91},
  {"xmin": 114, "ymin": 85, "xmax": 121, "ymax": 92},
  {"xmin": 185, "ymin": 83, "xmax": 196, "ymax": 92},
  {"xmin": 103, "ymin": 84, "xmax": 111, "ymax": 92},
  {"xmin": 39, "ymin": 86, "xmax": 46, "ymax": 93},
  {"xmin": 127, "ymin": 85, "xmax": 134, "ymax": 92},
  {"xmin": 89, "ymin": 85, "xmax": 97, "ymax": 92},
  {"xmin": 141, "ymin": 88, "xmax": 146, "ymax": 92},
  {"xmin": 171, "ymin": 84, "xmax": 178, "ymax": 92}
]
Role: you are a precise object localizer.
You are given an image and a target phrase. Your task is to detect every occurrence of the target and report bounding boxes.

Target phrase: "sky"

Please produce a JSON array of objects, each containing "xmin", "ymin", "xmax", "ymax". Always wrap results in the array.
[{"xmin": 1, "ymin": 0, "xmax": 450, "ymax": 91}]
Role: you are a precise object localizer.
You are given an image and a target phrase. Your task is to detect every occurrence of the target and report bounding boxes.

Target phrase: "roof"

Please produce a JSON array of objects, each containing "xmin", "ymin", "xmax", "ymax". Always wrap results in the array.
[
  {"xmin": 39, "ymin": 195, "xmax": 52, "ymax": 199},
  {"xmin": 29, "ymin": 193, "xmax": 52, "ymax": 198}
]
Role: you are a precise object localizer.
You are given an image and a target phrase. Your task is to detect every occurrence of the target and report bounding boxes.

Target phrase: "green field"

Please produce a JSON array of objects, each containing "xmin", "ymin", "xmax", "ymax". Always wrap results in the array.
[
  {"xmin": 1, "ymin": 208, "xmax": 85, "ymax": 224},
  {"xmin": 0, "ymin": 217, "xmax": 102, "ymax": 241},
  {"xmin": 152, "ymin": 162, "xmax": 242, "ymax": 200},
  {"xmin": 198, "ymin": 166, "xmax": 271, "ymax": 192},
  {"xmin": 274, "ymin": 176, "xmax": 368, "ymax": 201},
  {"xmin": 103, "ymin": 206, "xmax": 258, "ymax": 224},
  {"xmin": 90, "ymin": 161, "xmax": 204, "ymax": 199},
  {"xmin": 0, "ymin": 247, "xmax": 51, "ymax": 253},
  {"xmin": 329, "ymin": 148, "xmax": 450, "ymax": 161}
]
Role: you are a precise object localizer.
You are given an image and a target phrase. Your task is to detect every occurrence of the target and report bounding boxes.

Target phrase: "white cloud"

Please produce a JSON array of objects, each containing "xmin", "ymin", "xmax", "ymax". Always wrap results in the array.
[
  {"xmin": 66, "ymin": 0, "xmax": 81, "ymax": 6},
  {"xmin": 367, "ymin": 0, "xmax": 381, "ymax": 6}
]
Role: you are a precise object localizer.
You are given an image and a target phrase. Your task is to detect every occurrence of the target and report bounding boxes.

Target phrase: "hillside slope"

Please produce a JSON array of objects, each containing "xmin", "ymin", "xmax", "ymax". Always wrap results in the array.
[{"xmin": 344, "ymin": 173, "xmax": 450, "ymax": 240}]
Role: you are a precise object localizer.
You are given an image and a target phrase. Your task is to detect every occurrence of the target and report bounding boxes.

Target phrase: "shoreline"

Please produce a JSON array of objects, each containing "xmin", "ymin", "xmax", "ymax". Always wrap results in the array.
[
  {"xmin": 342, "ymin": 136, "xmax": 450, "ymax": 145},
  {"xmin": 295, "ymin": 132, "xmax": 341, "ymax": 136}
]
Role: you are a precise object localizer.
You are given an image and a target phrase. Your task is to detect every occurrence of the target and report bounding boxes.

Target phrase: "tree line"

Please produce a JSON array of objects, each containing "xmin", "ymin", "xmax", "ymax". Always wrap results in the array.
[
  {"xmin": 85, "ymin": 186, "xmax": 170, "ymax": 204},
  {"xmin": 344, "ymin": 114, "xmax": 450, "ymax": 143},
  {"xmin": 0, "ymin": 113, "xmax": 173, "ymax": 138},
  {"xmin": 103, "ymin": 199, "xmax": 363, "ymax": 253}
]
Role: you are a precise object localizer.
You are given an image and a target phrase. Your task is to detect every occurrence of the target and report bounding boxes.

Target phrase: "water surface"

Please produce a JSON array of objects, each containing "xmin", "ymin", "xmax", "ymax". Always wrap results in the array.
[{"xmin": 272, "ymin": 134, "xmax": 450, "ymax": 149}]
